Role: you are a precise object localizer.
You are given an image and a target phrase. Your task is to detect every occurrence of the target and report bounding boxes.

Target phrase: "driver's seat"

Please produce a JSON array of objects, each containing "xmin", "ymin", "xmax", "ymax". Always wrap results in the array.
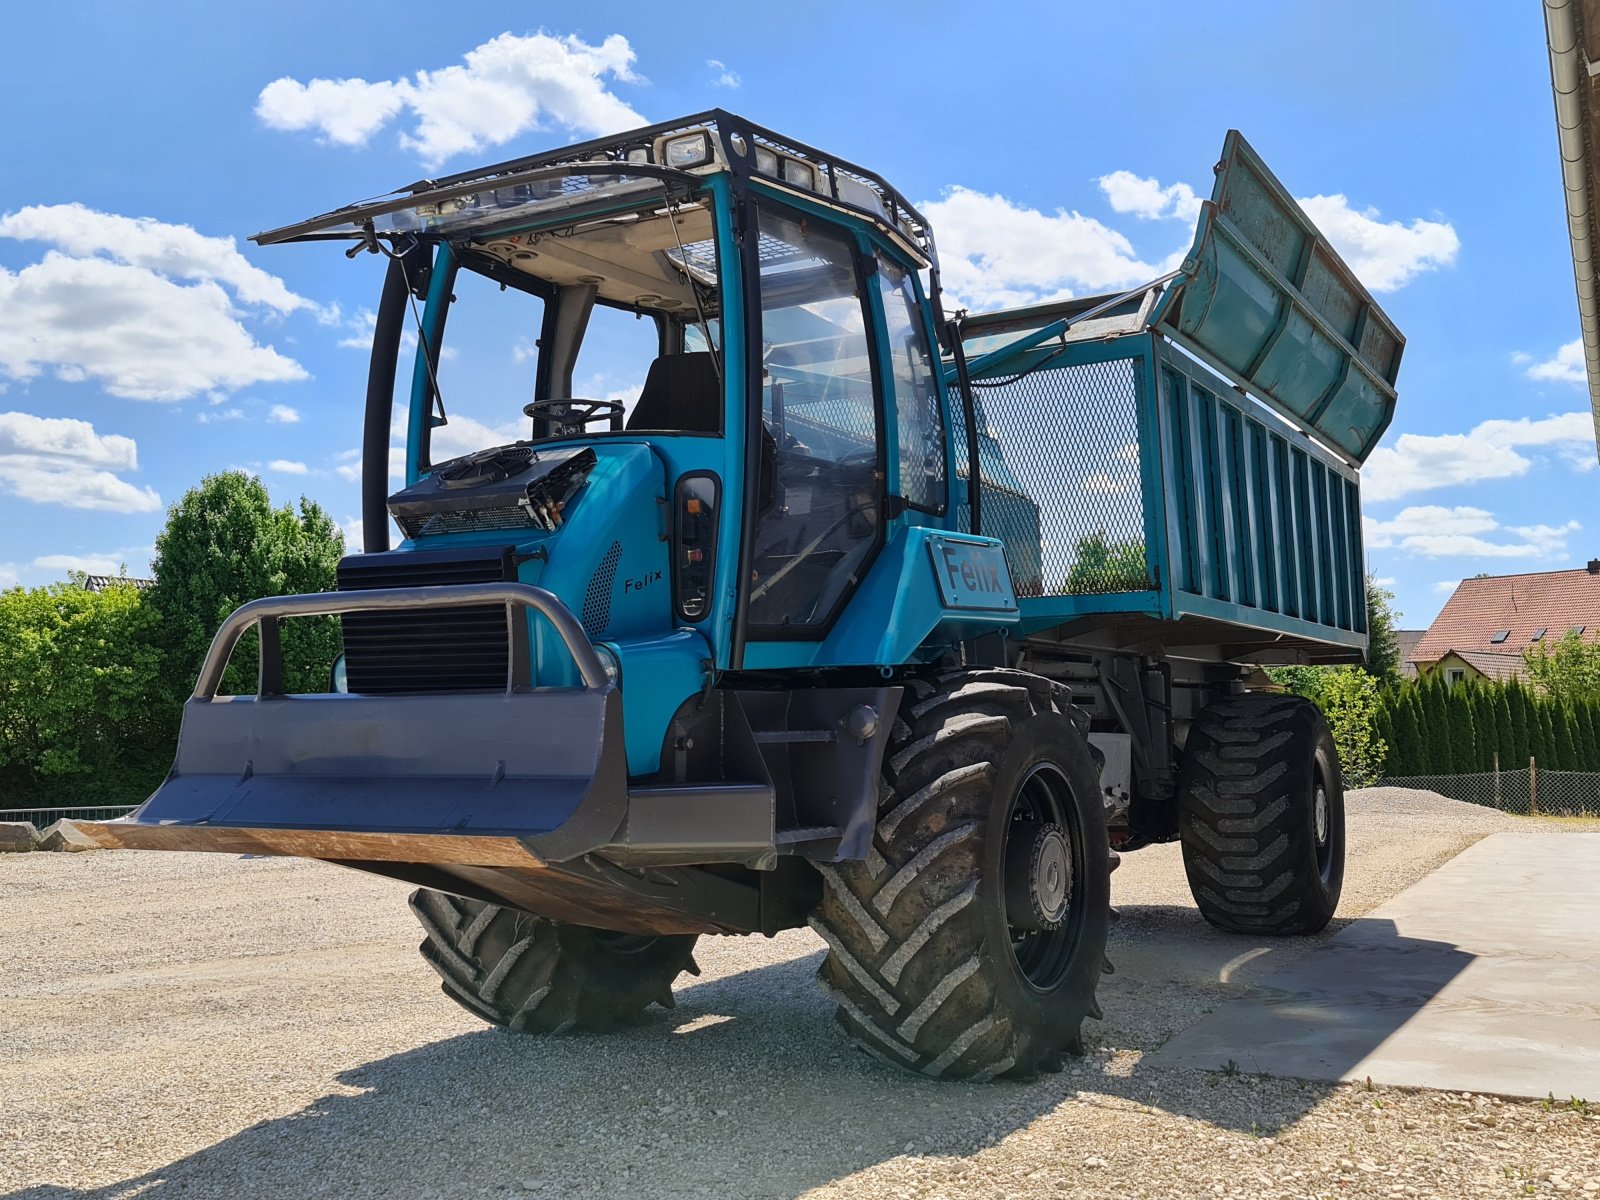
[{"xmin": 626, "ymin": 353, "xmax": 721, "ymax": 434}]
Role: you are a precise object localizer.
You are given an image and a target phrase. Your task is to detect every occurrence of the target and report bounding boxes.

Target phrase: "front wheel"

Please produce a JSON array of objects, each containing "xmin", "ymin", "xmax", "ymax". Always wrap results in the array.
[
  {"xmin": 810, "ymin": 668, "xmax": 1110, "ymax": 1080},
  {"xmin": 410, "ymin": 890, "xmax": 700, "ymax": 1032},
  {"xmin": 1178, "ymin": 693, "xmax": 1345, "ymax": 935}
]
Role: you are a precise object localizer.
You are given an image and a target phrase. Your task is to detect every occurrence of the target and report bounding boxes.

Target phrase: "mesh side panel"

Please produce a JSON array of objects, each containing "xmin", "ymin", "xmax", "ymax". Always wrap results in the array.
[
  {"xmin": 582, "ymin": 541, "xmax": 622, "ymax": 636},
  {"xmin": 395, "ymin": 506, "xmax": 538, "ymax": 540},
  {"xmin": 955, "ymin": 359, "xmax": 1152, "ymax": 597}
]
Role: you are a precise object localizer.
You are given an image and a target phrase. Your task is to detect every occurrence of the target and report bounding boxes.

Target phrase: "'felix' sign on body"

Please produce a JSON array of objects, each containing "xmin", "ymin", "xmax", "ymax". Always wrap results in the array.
[{"xmin": 927, "ymin": 535, "xmax": 1018, "ymax": 613}]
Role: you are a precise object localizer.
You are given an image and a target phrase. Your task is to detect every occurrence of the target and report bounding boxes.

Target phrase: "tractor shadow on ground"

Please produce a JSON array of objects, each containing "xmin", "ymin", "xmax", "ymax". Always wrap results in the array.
[
  {"xmin": 1102, "ymin": 903, "xmax": 1477, "ymax": 1095},
  {"xmin": 5, "ymin": 911, "xmax": 1474, "ymax": 1200}
]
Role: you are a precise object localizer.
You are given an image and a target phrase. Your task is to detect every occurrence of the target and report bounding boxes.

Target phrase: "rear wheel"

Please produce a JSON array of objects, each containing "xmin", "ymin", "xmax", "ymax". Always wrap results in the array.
[
  {"xmin": 1178, "ymin": 693, "xmax": 1344, "ymax": 935},
  {"xmin": 410, "ymin": 890, "xmax": 700, "ymax": 1032},
  {"xmin": 810, "ymin": 668, "xmax": 1110, "ymax": 1080}
]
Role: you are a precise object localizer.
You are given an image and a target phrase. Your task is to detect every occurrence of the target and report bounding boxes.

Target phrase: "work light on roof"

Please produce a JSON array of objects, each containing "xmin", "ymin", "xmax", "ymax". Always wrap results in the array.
[
  {"xmin": 781, "ymin": 157, "xmax": 818, "ymax": 193},
  {"xmin": 657, "ymin": 130, "xmax": 714, "ymax": 170}
]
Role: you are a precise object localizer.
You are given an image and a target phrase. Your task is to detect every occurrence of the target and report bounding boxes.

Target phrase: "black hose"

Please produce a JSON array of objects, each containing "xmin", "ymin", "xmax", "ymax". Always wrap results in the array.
[{"xmin": 362, "ymin": 257, "xmax": 409, "ymax": 553}]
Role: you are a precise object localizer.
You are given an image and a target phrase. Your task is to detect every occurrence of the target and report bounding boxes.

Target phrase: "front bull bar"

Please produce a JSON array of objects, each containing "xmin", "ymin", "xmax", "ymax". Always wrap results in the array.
[{"xmin": 68, "ymin": 584, "xmax": 779, "ymax": 934}]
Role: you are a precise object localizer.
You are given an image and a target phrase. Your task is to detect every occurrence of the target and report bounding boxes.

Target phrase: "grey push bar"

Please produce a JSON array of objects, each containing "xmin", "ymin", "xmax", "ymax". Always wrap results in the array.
[{"xmin": 194, "ymin": 583, "xmax": 609, "ymax": 700}]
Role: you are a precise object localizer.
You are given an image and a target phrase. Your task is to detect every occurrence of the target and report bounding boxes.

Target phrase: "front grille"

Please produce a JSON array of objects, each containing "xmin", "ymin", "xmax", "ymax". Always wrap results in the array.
[{"xmin": 338, "ymin": 546, "xmax": 514, "ymax": 693}]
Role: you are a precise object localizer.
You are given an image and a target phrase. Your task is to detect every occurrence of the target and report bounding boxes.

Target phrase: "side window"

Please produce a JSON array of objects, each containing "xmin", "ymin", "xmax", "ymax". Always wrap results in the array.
[
  {"xmin": 876, "ymin": 257, "xmax": 946, "ymax": 512},
  {"xmin": 748, "ymin": 204, "xmax": 882, "ymax": 634}
]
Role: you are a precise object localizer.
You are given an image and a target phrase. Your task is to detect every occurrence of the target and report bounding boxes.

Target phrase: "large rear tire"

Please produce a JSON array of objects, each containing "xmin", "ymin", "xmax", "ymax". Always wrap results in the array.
[
  {"xmin": 810, "ymin": 668, "xmax": 1110, "ymax": 1080},
  {"xmin": 410, "ymin": 890, "xmax": 700, "ymax": 1032},
  {"xmin": 1178, "ymin": 693, "xmax": 1345, "ymax": 935}
]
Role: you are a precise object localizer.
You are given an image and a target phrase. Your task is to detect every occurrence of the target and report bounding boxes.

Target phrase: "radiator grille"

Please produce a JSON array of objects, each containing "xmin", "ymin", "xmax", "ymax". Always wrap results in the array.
[{"xmin": 337, "ymin": 547, "xmax": 514, "ymax": 693}]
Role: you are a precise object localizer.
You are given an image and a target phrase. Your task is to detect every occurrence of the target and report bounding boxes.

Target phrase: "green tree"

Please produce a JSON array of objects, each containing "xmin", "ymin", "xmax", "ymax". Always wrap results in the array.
[
  {"xmin": 148, "ymin": 472, "xmax": 345, "ymax": 704},
  {"xmin": 1363, "ymin": 576, "xmax": 1403, "ymax": 686},
  {"xmin": 1523, "ymin": 631, "xmax": 1600, "ymax": 705},
  {"xmin": 1493, "ymin": 687, "xmax": 1516, "ymax": 772},
  {"xmin": 1532, "ymin": 700, "xmax": 1556, "ymax": 768},
  {"xmin": 1508, "ymin": 679, "xmax": 1532, "ymax": 765},
  {"xmin": 1392, "ymin": 693, "xmax": 1424, "ymax": 776},
  {"xmin": 1265, "ymin": 665, "xmax": 1327, "ymax": 703},
  {"xmin": 1582, "ymin": 701, "xmax": 1600, "ymax": 770},
  {"xmin": 1433, "ymin": 672, "xmax": 1459, "ymax": 774},
  {"xmin": 1062, "ymin": 532, "xmax": 1148, "ymax": 595},
  {"xmin": 1319, "ymin": 666, "xmax": 1387, "ymax": 787},
  {"xmin": 1372, "ymin": 697, "xmax": 1396, "ymax": 778},
  {"xmin": 1401, "ymin": 682, "xmax": 1426, "ymax": 773},
  {"xmin": 1447, "ymin": 681, "xmax": 1477, "ymax": 773},
  {"xmin": 0, "ymin": 581, "xmax": 169, "ymax": 805}
]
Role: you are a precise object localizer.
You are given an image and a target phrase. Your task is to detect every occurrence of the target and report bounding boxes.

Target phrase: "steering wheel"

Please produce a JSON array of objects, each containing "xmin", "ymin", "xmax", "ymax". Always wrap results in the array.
[{"xmin": 522, "ymin": 398, "xmax": 625, "ymax": 430}]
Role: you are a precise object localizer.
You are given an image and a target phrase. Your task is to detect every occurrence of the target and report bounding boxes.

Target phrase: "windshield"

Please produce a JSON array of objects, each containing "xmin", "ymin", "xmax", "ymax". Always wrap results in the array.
[{"xmin": 414, "ymin": 188, "xmax": 723, "ymax": 474}]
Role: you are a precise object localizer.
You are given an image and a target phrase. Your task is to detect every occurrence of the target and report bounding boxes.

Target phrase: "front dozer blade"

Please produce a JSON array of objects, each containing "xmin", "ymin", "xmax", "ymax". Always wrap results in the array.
[{"xmin": 72, "ymin": 688, "xmax": 626, "ymax": 869}]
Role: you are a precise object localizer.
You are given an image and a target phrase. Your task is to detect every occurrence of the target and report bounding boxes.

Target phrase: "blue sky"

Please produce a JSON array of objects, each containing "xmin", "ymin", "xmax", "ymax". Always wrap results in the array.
[{"xmin": 1, "ymin": 0, "xmax": 1595, "ymax": 631}]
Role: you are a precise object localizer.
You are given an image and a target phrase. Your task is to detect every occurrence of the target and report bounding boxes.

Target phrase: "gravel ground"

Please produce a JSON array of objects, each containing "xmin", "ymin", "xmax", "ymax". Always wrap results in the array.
[{"xmin": 1, "ymin": 788, "xmax": 1595, "ymax": 1199}]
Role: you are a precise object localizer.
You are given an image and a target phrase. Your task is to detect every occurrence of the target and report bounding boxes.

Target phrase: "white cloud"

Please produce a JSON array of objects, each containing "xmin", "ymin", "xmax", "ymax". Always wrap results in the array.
[
  {"xmin": 1097, "ymin": 171, "xmax": 1201, "ymax": 222},
  {"xmin": 1296, "ymin": 194, "xmax": 1459, "ymax": 293},
  {"xmin": 340, "ymin": 515, "xmax": 364, "ymax": 552},
  {"xmin": 0, "ymin": 205, "xmax": 314, "ymax": 401},
  {"xmin": 197, "ymin": 408, "xmax": 244, "ymax": 424},
  {"xmin": 257, "ymin": 32, "xmax": 644, "ymax": 168},
  {"xmin": 921, "ymin": 186, "xmax": 1183, "ymax": 312},
  {"xmin": 0, "ymin": 203, "xmax": 319, "ymax": 314},
  {"xmin": 1434, "ymin": 580, "xmax": 1461, "ymax": 595},
  {"xmin": 0, "ymin": 410, "xmax": 161, "ymax": 512},
  {"xmin": 268, "ymin": 459, "xmax": 309, "ymax": 475},
  {"xmin": 1362, "ymin": 411, "xmax": 1594, "ymax": 502},
  {"xmin": 255, "ymin": 77, "xmax": 406, "ymax": 147},
  {"xmin": 1524, "ymin": 338, "xmax": 1587, "ymax": 384},
  {"xmin": 707, "ymin": 59, "xmax": 740, "ymax": 89},
  {"xmin": 1363, "ymin": 504, "xmax": 1580, "ymax": 560},
  {"xmin": 268, "ymin": 404, "xmax": 301, "ymax": 424}
]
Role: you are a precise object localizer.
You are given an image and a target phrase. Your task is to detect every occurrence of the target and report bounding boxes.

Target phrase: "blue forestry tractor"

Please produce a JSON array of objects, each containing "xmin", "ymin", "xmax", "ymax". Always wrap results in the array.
[{"xmin": 77, "ymin": 113, "xmax": 1400, "ymax": 1080}]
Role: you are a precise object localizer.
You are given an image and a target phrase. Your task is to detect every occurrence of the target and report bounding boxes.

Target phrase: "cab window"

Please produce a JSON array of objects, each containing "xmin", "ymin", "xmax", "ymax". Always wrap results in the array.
[{"xmin": 747, "ymin": 203, "xmax": 882, "ymax": 634}]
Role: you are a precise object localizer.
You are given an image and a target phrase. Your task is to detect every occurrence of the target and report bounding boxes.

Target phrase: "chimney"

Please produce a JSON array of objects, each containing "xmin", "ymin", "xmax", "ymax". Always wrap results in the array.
[{"xmin": 1590, "ymin": 559, "xmax": 1600, "ymax": 575}]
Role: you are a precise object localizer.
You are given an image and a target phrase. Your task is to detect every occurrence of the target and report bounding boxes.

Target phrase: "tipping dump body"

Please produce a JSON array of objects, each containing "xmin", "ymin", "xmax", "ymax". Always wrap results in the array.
[{"xmin": 948, "ymin": 131, "xmax": 1402, "ymax": 662}]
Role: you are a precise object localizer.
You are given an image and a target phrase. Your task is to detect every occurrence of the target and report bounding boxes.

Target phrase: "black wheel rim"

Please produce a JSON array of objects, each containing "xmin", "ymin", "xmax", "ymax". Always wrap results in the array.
[{"xmin": 1003, "ymin": 762, "xmax": 1085, "ymax": 991}]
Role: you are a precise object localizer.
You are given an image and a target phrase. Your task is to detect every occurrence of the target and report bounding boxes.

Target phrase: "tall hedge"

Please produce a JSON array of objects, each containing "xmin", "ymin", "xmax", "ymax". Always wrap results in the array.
[{"xmin": 1373, "ymin": 674, "xmax": 1600, "ymax": 778}]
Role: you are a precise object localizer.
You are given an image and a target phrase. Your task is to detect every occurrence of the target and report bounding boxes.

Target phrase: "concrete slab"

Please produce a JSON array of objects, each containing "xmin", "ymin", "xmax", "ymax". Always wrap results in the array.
[{"xmin": 1145, "ymin": 832, "xmax": 1600, "ymax": 1100}]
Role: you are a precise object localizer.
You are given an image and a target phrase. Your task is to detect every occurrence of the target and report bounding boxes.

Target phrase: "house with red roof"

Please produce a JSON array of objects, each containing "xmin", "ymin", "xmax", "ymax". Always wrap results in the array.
[{"xmin": 1409, "ymin": 561, "xmax": 1600, "ymax": 684}]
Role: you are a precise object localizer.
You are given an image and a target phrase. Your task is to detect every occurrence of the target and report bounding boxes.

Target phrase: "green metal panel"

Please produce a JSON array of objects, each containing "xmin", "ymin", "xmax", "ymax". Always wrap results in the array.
[{"xmin": 1152, "ymin": 131, "xmax": 1404, "ymax": 465}]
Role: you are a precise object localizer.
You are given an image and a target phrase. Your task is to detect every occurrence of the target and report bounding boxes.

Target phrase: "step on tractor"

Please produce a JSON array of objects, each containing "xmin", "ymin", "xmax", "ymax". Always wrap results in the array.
[{"xmin": 76, "ymin": 112, "xmax": 1400, "ymax": 1080}]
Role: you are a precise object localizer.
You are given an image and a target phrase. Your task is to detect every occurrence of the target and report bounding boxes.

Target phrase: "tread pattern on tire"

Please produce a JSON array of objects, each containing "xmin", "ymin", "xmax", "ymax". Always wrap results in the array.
[
  {"xmin": 811, "ymin": 667, "xmax": 1103, "ymax": 1080},
  {"xmin": 1178, "ymin": 693, "xmax": 1341, "ymax": 935},
  {"xmin": 410, "ymin": 890, "xmax": 697, "ymax": 1033}
]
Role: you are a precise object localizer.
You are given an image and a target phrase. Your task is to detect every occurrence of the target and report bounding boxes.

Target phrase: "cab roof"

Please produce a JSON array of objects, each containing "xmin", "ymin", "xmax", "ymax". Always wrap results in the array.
[{"xmin": 250, "ymin": 109, "xmax": 935, "ymax": 270}]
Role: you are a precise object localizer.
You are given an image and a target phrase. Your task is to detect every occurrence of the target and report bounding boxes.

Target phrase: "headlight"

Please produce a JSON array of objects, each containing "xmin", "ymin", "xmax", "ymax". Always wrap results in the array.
[
  {"xmin": 594, "ymin": 643, "xmax": 622, "ymax": 688},
  {"xmin": 754, "ymin": 146, "xmax": 780, "ymax": 177}
]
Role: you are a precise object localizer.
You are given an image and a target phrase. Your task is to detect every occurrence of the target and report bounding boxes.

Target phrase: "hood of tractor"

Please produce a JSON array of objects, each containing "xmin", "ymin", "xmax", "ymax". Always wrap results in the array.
[{"xmin": 341, "ymin": 440, "xmax": 675, "ymax": 697}]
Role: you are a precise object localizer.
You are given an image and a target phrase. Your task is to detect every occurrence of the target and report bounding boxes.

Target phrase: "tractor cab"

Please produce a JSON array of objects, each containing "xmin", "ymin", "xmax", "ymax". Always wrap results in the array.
[{"xmin": 256, "ymin": 112, "xmax": 974, "ymax": 700}]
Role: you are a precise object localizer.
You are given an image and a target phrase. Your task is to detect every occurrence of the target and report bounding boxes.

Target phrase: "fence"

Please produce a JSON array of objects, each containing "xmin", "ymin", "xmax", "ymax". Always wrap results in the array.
[
  {"xmin": 0, "ymin": 804, "xmax": 138, "ymax": 828},
  {"xmin": 1373, "ymin": 767, "xmax": 1600, "ymax": 818}
]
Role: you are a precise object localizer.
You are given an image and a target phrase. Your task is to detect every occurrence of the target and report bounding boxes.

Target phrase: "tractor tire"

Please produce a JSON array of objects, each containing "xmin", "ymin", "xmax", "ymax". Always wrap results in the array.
[
  {"xmin": 1177, "ymin": 693, "xmax": 1345, "ymax": 935},
  {"xmin": 810, "ymin": 668, "xmax": 1110, "ymax": 1080},
  {"xmin": 409, "ymin": 889, "xmax": 700, "ymax": 1032}
]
